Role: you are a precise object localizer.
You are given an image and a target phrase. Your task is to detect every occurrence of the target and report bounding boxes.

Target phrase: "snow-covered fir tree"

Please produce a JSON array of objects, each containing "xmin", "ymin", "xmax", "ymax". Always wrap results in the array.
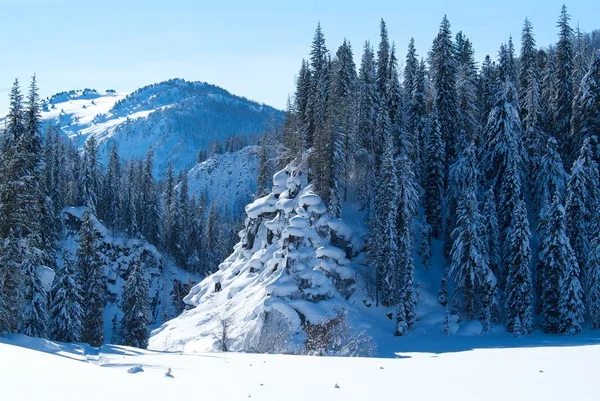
[
  {"xmin": 587, "ymin": 235, "xmax": 600, "ymax": 329},
  {"xmin": 539, "ymin": 192, "xmax": 583, "ymax": 334},
  {"xmin": 120, "ymin": 262, "xmax": 150, "ymax": 348},
  {"xmin": 77, "ymin": 210, "xmax": 105, "ymax": 346},
  {"xmin": 504, "ymin": 199, "xmax": 533, "ymax": 336},
  {"xmin": 554, "ymin": 4, "xmax": 574, "ymax": 155},
  {"xmin": 449, "ymin": 145, "xmax": 494, "ymax": 320},
  {"xmin": 423, "ymin": 110, "xmax": 445, "ymax": 239},
  {"xmin": 430, "ymin": 15, "xmax": 459, "ymax": 173},
  {"xmin": 370, "ymin": 108, "xmax": 399, "ymax": 307},
  {"xmin": 50, "ymin": 251, "xmax": 83, "ymax": 343},
  {"xmin": 571, "ymin": 51, "xmax": 600, "ymax": 161},
  {"xmin": 565, "ymin": 137, "xmax": 600, "ymax": 298}
]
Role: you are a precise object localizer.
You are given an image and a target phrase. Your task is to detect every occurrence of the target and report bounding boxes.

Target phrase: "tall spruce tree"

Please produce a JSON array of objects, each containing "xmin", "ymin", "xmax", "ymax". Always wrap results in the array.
[
  {"xmin": 587, "ymin": 235, "xmax": 600, "ymax": 329},
  {"xmin": 449, "ymin": 145, "xmax": 493, "ymax": 319},
  {"xmin": 371, "ymin": 108, "xmax": 398, "ymax": 307},
  {"xmin": 82, "ymin": 136, "xmax": 101, "ymax": 214},
  {"xmin": 504, "ymin": 199, "xmax": 533, "ymax": 335},
  {"xmin": 571, "ymin": 51, "xmax": 600, "ymax": 160},
  {"xmin": 540, "ymin": 192, "xmax": 582, "ymax": 333},
  {"xmin": 565, "ymin": 137, "xmax": 600, "ymax": 288},
  {"xmin": 78, "ymin": 210, "xmax": 105, "ymax": 346},
  {"xmin": 519, "ymin": 19, "xmax": 546, "ymax": 182},
  {"xmin": 50, "ymin": 251, "xmax": 83, "ymax": 342},
  {"xmin": 355, "ymin": 42, "xmax": 378, "ymax": 210},
  {"xmin": 120, "ymin": 262, "xmax": 150, "ymax": 348},
  {"xmin": 554, "ymin": 4, "xmax": 574, "ymax": 155},
  {"xmin": 423, "ymin": 110, "xmax": 445, "ymax": 238},
  {"xmin": 430, "ymin": 16, "xmax": 459, "ymax": 172},
  {"xmin": 396, "ymin": 152, "xmax": 419, "ymax": 330},
  {"xmin": 455, "ymin": 31, "xmax": 478, "ymax": 145}
]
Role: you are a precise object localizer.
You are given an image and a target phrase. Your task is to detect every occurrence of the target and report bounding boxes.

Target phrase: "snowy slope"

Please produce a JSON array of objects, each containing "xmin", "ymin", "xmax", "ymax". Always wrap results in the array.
[
  {"xmin": 29, "ymin": 79, "xmax": 283, "ymax": 175},
  {"xmin": 185, "ymin": 145, "xmax": 259, "ymax": 213},
  {"xmin": 2, "ymin": 333, "xmax": 600, "ymax": 401},
  {"xmin": 60, "ymin": 207, "xmax": 200, "ymax": 341}
]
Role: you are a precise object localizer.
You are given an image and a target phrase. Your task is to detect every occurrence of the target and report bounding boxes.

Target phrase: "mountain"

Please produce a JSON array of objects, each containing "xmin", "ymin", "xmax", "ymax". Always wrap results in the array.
[{"xmin": 38, "ymin": 79, "xmax": 283, "ymax": 175}]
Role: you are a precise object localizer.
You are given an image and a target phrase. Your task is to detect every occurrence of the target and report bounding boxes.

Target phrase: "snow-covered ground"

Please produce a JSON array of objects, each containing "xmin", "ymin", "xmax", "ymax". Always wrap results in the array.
[{"xmin": 2, "ymin": 333, "xmax": 599, "ymax": 401}]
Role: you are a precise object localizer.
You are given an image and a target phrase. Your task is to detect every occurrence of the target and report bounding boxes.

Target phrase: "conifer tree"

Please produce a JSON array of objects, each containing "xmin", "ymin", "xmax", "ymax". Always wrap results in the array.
[
  {"xmin": 455, "ymin": 31, "xmax": 478, "ymax": 144},
  {"xmin": 407, "ymin": 59, "xmax": 428, "ymax": 180},
  {"xmin": 430, "ymin": 15, "xmax": 459, "ymax": 171},
  {"xmin": 565, "ymin": 137, "xmax": 600, "ymax": 287},
  {"xmin": 539, "ymin": 192, "xmax": 580, "ymax": 333},
  {"xmin": 482, "ymin": 188, "xmax": 501, "ymax": 281},
  {"xmin": 20, "ymin": 246, "xmax": 49, "ymax": 338},
  {"xmin": 163, "ymin": 162, "xmax": 179, "ymax": 254},
  {"xmin": 326, "ymin": 39, "xmax": 357, "ymax": 216},
  {"xmin": 256, "ymin": 135, "xmax": 270, "ymax": 198},
  {"xmin": 481, "ymin": 42, "xmax": 525, "ymax": 198},
  {"xmin": 0, "ymin": 235, "xmax": 24, "ymax": 333},
  {"xmin": 450, "ymin": 185, "xmax": 490, "ymax": 319},
  {"xmin": 554, "ymin": 4, "xmax": 574, "ymax": 154},
  {"xmin": 78, "ymin": 210, "xmax": 105, "ymax": 346},
  {"xmin": 139, "ymin": 149, "xmax": 160, "ymax": 244},
  {"xmin": 371, "ymin": 109, "xmax": 398, "ymax": 307},
  {"xmin": 50, "ymin": 251, "xmax": 83, "ymax": 342},
  {"xmin": 571, "ymin": 51, "xmax": 600, "ymax": 160},
  {"xmin": 519, "ymin": 19, "xmax": 546, "ymax": 181},
  {"xmin": 539, "ymin": 48, "xmax": 558, "ymax": 137},
  {"xmin": 376, "ymin": 19, "xmax": 390, "ymax": 105},
  {"xmin": 120, "ymin": 262, "xmax": 150, "ymax": 348},
  {"xmin": 102, "ymin": 143, "xmax": 121, "ymax": 231},
  {"xmin": 396, "ymin": 152, "xmax": 418, "ymax": 329},
  {"xmin": 82, "ymin": 136, "xmax": 101, "ymax": 214},
  {"xmin": 533, "ymin": 137, "xmax": 567, "ymax": 216},
  {"xmin": 355, "ymin": 41, "xmax": 378, "ymax": 210},
  {"xmin": 403, "ymin": 38, "xmax": 418, "ymax": 110},
  {"xmin": 586, "ymin": 235, "xmax": 600, "ymax": 329},
  {"xmin": 477, "ymin": 55, "xmax": 496, "ymax": 131},
  {"xmin": 504, "ymin": 199, "xmax": 533, "ymax": 335},
  {"xmin": 423, "ymin": 111, "xmax": 445, "ymax": 238},
  {"xmin": 449, "ymin": 147, "xmax": 492, "ymax": 319},
  {"xmin": 498, "ymin": 156, "xmax": 523, "ymax": 285}
]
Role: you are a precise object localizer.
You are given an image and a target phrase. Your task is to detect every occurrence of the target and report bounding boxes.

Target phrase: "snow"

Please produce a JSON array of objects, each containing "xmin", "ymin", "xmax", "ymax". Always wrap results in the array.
[
  {"xmin": 186, "ymin": 145, "xmax": 260, "ymax": 212},
  {"xmin": 316, "ymin": 246, "xmax": 347, "ymax": 262},
  {"xmin": 246, "ymin": 194, "xmax": 278, "ymax": 219},
  {"xmin": 2, "ymin": 333, "xmax": 600, "ymax": 401}
]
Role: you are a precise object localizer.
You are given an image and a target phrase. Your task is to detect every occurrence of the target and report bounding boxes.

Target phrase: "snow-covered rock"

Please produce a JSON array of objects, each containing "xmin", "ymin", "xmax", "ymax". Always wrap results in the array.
[{"xmin": 150, "ymin": 154, "xmax": 366, "ymax": 354}]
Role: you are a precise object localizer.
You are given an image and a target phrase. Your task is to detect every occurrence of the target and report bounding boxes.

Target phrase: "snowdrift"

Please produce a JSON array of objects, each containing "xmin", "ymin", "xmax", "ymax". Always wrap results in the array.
[{"xmin": 150, "ymin": 155, "xmax": 368, "ymax": 354}]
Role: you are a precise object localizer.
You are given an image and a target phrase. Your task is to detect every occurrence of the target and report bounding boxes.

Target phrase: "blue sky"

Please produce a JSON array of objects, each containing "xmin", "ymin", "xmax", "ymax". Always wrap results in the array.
[{"xmin": 0, "ymin": 0, "xmax": 598, "ymax": 111}]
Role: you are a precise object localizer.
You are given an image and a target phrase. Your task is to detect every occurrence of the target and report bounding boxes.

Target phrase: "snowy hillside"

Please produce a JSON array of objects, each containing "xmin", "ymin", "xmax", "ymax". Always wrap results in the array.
[
  {"xmin": 3, "ymin": 333, "xmax": 600, "ymax": 401},
  {"xmin": 184, "ymin": 145, "xmax": 259, "ymax": 213},
  {"xmin": 35, "ymin": 79, "xmax": 283, "ymax": 175},
  {"xmin": 60, "ymin": 207, "xmax": 200, "ymax": 341}
]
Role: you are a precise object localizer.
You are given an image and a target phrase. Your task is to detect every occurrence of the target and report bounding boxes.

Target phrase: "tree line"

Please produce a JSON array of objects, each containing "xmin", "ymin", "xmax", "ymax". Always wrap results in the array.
[{"xmin": 279, "ymin": 5, "xmax": 600, "ymax": 336}]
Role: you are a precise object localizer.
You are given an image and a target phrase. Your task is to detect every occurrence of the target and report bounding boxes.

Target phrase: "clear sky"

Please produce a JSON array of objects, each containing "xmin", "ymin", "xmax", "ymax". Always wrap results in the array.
[{"xmin": 0, "ymin": 0, "xmax": 598, "ymax": 111}]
